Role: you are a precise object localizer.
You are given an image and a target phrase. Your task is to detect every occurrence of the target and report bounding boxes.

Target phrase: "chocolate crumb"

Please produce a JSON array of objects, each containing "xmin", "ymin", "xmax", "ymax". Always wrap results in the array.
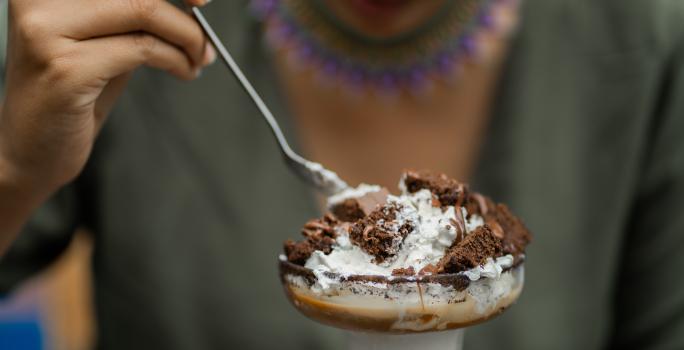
[
  {"xmin": 418, "ymin": 264, "xmax": 438, "ymax": 275},
  {"xmin": 451, "ymin": 206, "xmax": 466, "ymax": 244},
  {"xmin": 392, "ymin": 266, "xmax": 416, "ymax": 276},
  {"xmin": 431, "ymin": 195, "xmax": 441, "ymax": 208}
]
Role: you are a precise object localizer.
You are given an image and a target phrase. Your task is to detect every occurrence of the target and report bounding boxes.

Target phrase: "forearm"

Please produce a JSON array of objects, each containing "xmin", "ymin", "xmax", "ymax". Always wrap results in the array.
[
  {"xmin": 0, "ymin": 151, "xmax": 50, "ymax": 254},
  {"xmin": 0, "ymin": 102, "xmax": 54, "ymax": 253}
]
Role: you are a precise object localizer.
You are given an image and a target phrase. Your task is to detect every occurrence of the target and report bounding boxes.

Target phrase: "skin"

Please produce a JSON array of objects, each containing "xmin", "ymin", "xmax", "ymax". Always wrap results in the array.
[
  {"xmin": 322, "ymin": 0, "xmax": 447, "ymax": 39},
  {"xmin": 0, "ymin": 0, "xmax": 215, "ymax": 252},
  {"xmin": 281, "ymin": 0, "xmax": 514, "ymax": 190}
]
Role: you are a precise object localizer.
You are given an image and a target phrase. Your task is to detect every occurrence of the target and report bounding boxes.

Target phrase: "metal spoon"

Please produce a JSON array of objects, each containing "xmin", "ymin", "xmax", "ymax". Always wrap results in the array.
[{"xmin": 191, "ymin": 7, "xmax": 349, "ymax": 195}]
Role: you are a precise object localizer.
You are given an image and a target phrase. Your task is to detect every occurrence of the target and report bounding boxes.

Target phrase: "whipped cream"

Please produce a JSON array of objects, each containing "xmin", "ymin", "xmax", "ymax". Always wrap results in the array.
[
  {"xmin": 305, "ymin": 161, "xmax": 349, "ymax": 194},
  {"xmin": 327, "ymin": 184, "xmax": 382, "ymax": 205},
  {"xmin": 304, "ymin": 183, "xmax": 508, "ymax": 286}
]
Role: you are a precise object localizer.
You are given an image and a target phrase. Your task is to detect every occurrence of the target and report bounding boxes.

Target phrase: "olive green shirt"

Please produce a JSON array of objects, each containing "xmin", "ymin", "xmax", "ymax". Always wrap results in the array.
[{"xmin": 1, "ymin": 0, "xmax": 684, "ymax": 349}]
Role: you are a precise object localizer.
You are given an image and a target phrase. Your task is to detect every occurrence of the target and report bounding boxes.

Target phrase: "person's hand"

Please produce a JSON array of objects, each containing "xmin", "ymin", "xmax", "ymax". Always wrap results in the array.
[{"xmin": 0, "ymin": 0, "xmax": 215, "ymax": 196}]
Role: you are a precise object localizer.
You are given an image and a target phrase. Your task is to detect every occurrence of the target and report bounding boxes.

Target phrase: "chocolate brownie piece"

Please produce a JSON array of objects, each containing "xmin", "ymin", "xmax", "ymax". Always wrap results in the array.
[
  {"xmin": 330, "ymin": 188, "xmax": 390, "ymax": 222},
  {"xmin": 465, "ymin": 193, "xmax": 531, "ymax": 255},
  {"xmin": 349, "ymin": 204, "xmax": 413, "ymax": 263},
  {"xmin": 464, "ymin": 193, "xmax": 495, "ymax": 218},
  {"xmin": 283, "ymin": 240, "xmax": 315, "ymax": 265},
  {"xmin": 437, "ymin": 225, "xmax": 503, "ymax": 273},
  {"xmin": 403, "ymin": 170, "xmax": 468, "ymax": 207},
  {"xmin": 486, "ymin": 204, "xmax": 532, "ymax": 256},
  {"xmin": 284, "ymin": 213, "xmax": 339, "ymax": 265}
]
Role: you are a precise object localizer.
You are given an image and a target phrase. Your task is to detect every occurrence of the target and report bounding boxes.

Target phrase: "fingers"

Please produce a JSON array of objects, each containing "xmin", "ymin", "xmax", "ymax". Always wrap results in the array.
[
  {"xmin": 64, "ymin": 0, "xmax": 207, "ymax": 66},
  {"xmin": 183, "ymin": 0, "xmax": 211, "ymax": 7},
  {"xmin": 76, "ymin": 32, "xmax": 201, "ymax": 83}
]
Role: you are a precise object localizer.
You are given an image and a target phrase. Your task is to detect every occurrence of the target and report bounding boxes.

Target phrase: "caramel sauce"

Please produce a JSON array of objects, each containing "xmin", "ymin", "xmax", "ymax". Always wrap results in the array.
[{"xmin": 282, "ymin": 281, "xmax": 521, "ymax": 334}]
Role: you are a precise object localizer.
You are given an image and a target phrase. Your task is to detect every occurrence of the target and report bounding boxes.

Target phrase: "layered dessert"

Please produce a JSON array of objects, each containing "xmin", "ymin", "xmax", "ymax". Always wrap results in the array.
[{"xmin": 279, "ymin": 170, "xmax": 531, "ymax": 334}]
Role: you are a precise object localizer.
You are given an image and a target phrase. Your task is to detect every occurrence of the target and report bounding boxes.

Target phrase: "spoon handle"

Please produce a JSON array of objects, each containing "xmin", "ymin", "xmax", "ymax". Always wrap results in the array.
[
  {"xmin": 191, "ymin": 7, "xmax": 300, "ymax": 161},
  {"xmin": 190, "ymin": 7, "xmax": 348, "ymax": 194}
]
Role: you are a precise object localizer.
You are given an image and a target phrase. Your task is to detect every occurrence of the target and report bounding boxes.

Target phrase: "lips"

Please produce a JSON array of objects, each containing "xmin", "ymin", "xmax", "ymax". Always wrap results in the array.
[{"xmin": 347, "ymin": 0, "xmax": 412, "ymax": 17}]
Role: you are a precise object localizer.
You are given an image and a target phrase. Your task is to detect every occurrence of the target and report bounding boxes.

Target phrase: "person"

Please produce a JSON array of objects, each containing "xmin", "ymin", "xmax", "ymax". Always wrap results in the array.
[{"xmin": 1, "ymin": 0, "xmax": 683, "ymax": 348}]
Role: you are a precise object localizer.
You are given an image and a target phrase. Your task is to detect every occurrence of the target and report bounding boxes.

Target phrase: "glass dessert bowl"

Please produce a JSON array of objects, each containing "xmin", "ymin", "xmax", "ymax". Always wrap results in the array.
[
  {"xmin": 279, "ymin": 258, "xmax": 524, "ymax": 333},
  {"xmin": 279, "ymin": 170, "xmax": 532, "ymax": 349}
]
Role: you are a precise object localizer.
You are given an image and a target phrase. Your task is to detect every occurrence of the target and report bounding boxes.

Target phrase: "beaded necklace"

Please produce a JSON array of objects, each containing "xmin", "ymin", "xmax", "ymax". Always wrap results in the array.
[{"xmin": 251, "ymin": 0, "xmax": 519, "ymax": 94}]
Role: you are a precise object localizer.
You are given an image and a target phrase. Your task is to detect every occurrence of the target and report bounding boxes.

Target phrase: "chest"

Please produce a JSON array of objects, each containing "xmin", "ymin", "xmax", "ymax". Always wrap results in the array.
[{"xmin": 274, "ymin": 54, "xmax": 507, "ymax": 189}]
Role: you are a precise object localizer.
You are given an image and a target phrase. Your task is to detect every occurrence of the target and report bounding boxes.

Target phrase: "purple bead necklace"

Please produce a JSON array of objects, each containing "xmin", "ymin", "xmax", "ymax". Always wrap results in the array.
[{"xmin": 251, "ymin": 0, "xmax": 520, "ymax": 95}]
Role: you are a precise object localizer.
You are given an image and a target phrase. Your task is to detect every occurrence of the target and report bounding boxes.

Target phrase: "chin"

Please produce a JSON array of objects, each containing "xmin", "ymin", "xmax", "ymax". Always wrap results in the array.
[{"xmin": 322, "ymin": 0, "xmax": 446, "ymax": 39}]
